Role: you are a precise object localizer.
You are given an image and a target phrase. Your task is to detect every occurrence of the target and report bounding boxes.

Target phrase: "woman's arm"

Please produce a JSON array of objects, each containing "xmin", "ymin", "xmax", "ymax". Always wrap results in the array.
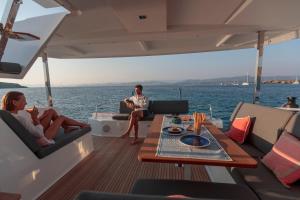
[
  {"xmin": 16, "ymin": 111, "xmax": 44, "ymax": 138},
  {"xmin": 27, "ymin": 106, "xmax": 40, "ymax": 125}
]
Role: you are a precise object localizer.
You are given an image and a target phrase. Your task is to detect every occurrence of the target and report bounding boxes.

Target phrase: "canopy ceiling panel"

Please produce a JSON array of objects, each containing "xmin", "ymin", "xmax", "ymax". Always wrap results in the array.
[
  {"xmin": 30, "ymin": 0, "xmax": 300, "ymax": 59},
  {"xmin": 167, "ymin": 0, "xmax": 244, "ymax": 25},
  {"xmin": 229, "ymin": 0, "xmax": 300, "ymax": 29}
]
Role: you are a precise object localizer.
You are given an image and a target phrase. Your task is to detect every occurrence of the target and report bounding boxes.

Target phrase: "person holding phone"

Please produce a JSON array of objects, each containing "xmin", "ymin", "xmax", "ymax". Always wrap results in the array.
[
  {"xmin": 121, "ymin": 84, "xmax": 149, "ymax": 144},
  {"xmin": 1, "ymin": 91, "xmax": 90, "ymax": 146}
]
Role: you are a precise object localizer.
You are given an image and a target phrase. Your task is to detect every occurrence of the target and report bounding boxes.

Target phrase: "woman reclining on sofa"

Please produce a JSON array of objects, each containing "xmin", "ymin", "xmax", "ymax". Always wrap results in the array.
[{"xmin": 1, "ymin": 91, "xmax": 90, "ymax": 146}]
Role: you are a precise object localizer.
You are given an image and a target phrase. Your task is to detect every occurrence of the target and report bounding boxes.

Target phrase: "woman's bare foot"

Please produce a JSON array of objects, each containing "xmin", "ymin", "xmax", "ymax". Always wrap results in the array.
[
  {"xmin": 64, "ymin": 126, "xmax": 79, "ymax": 133},
  {"xmin": 131, "ymin": 138, "xmax": 138, "ymax": 145},
  {"xmin": 79, "ymin": 123, "xmax": 90, "ymax": 128}
]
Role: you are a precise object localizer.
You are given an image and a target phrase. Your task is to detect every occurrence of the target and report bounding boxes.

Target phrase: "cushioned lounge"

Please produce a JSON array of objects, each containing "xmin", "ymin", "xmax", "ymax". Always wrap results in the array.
[
  {"xmin": 0, "ymin": 110, "xmax": 40, "ymax": 153},
  {"xmin": 0, "ymin": 62, "xmax": 22, "ymax": 74},
  {"xmin": 131, "ymin": 179, "xmax": 259, "ymax": 200},
  {"xmin": 150, "ymin": 100, "xmax": 188, "ymax": 114},
  {"xmin": 75, "ymin": 191, "xmax": 194, "ymax": 200},
  {"xmin": 0, "ymin": 110, "xmax": 91, "ymax": 159},
  {"xmin": 229, "ymin": 102, "xmax": 300, "ymax": 200},
  {"xmin": 114, "ymin": 100, "xmax": 189, "ymax": 120},
  {"xmin": 284, "ymin": 112, "xmax": 300, "ymax": 139},
  {"xmin": 238, "ymin": 143, "xmax": 264, "ymax": 159},
  {"xmin": 119, "ymin": 101, "xmax": 134, "ymax": 114},
  {"xmin": 112, "ymin": 113, "xmax": 155, "ymax": 121},
  {"xmin": 37, "ymin": 126, "xmax": 91, "ymax": 158},
  {"xmin": 74, "ymin": 180, "xmax": 260, "ymax": 200},
  {"xmin": 233, "ymin": 160, "xmax": 300, "ymax": 200},
  {"xmin": 230, "ymin": 102, "xmax": 294, "ymax": 154}
]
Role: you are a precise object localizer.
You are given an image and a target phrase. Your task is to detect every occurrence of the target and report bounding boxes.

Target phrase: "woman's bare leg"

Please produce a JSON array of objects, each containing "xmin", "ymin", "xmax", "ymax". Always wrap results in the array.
[
  {"xmin": 41, "ymin": 109, "xmax": 89, "ymax": 135},
  {"xmin": 44, "ymin": 116, "xmax": 65, "ymax": 140},
  {"xmin": 39, "ymin": 109, "xmax": 59, "ymax": 130}
]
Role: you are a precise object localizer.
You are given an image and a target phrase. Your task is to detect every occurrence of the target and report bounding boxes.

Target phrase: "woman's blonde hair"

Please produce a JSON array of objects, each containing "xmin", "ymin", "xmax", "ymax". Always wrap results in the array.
[{"xmin": 1, "ymin": 91, "xmax": 24, "ymax": 111}]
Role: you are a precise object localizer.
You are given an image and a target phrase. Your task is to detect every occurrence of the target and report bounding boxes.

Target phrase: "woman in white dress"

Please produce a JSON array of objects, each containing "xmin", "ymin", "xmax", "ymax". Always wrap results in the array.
[
  {"xmin": 1, "ymin": 91, "xmax": 89, "ymax": 146},
  {"xmin": 121, "ymin": 84, "xmax": 149, "ymax": 144}
]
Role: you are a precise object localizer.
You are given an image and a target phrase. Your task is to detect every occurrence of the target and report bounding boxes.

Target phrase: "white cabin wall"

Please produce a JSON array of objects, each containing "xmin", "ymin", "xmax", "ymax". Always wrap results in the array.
[{"xmin": 0, "ymin": 119, "xmax": 94, "ymax": 200}]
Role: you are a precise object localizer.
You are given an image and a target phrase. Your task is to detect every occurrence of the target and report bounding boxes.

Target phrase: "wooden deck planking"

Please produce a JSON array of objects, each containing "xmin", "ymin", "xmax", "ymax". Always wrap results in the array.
[{"xmin": 38, "ymin": 137, "xmax": 210, "ymax": 200}]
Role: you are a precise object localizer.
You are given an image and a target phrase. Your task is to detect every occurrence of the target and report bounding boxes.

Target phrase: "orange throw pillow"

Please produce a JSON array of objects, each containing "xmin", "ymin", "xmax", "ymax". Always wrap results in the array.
[
  {"xmin": 225, "ymin": 116, "xmax": 251, "ymax": 144},
  {"xmin": 262, "ymin": 132, "xmax": 300, "ymax": 187}
]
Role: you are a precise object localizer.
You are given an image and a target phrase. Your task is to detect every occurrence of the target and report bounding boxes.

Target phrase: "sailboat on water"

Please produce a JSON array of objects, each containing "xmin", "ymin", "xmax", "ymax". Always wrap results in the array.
[
  {"xmin": 242, "ymin": 73, "xmax": 249, "ymax": 86},
  {"xmin": 292, "ymin": 76, "xmax": 299, "ymax": 84}
]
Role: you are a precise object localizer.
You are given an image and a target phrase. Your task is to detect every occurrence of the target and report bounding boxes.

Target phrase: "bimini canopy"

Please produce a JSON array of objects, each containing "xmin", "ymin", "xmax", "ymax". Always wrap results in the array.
[
  {"xmin": 41, "ymin": 0, "xmax": 300, "ymax": 58},
  {"xmin": 2, "ymin": 0, "xmax": 300, "ymax": 78}
]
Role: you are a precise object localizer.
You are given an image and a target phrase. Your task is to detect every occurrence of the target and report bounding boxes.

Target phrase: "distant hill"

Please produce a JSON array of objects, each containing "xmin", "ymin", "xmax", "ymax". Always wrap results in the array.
[
  {"xmin": 51, "ymin": 75, "xmax": 300, "ymax": 87},
  {"xmin": 0, "ymin": 82, "xmax": 27, "ymax": 89},
  {"xmin": 176, "ymin": 76, "xmax": 299, "ymax": 86}
]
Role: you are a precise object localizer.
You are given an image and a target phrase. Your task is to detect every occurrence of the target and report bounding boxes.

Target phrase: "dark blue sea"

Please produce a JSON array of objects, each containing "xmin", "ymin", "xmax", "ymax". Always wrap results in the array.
[{"xmin": 1, "ymin": 84, "xmax": 299, "ymax": 129}]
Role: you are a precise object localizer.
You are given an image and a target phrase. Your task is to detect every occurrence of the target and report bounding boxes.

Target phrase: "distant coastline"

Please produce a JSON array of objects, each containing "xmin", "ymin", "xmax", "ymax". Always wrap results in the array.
[
  {"xmin": 3, "ymin": 75, "xmax": 299, "ymax": 88},
  {"xmin": 0, "ymin": 82, "xmax": 27, "ymax": 89}
]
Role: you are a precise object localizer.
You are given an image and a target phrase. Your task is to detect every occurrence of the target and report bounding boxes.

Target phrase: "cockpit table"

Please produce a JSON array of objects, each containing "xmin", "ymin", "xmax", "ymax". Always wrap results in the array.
[{"xmin": 138, "ymin": 115, "xmax": 257, "ymax": 179}]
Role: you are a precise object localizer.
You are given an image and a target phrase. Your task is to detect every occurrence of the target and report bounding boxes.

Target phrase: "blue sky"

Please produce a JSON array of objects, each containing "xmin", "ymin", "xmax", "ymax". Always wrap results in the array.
[{"xmin": 1, "ymin": 0, "xmax": 300, "ymax": 86}]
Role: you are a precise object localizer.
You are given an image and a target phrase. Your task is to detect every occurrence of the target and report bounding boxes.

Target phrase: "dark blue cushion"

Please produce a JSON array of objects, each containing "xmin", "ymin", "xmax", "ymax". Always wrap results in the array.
[
  {"xmin": 0, "ymin": 110, "xmax": 91, "ymax": 159},
  {"xmin": 150, "ymin": 100, "xmax": 188, "ymax": 114},
  {"xmin": 0, "ymin": 110, "xmax": 40, "ymax": 153}
]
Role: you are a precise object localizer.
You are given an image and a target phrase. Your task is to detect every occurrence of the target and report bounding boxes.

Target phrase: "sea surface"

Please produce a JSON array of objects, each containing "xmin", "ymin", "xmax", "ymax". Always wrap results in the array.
[{"xmin": 1, "ymin": 84, "xmax": 299, "ymax": 129}]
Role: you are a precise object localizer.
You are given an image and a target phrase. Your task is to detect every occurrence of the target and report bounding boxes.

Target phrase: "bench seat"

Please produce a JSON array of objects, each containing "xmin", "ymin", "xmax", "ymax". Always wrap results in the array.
[
  {"xmin": 37, "ymin": 126, "xmax": 91, "ymax": 158},
  {"xmin": 112, "ymin": 113, "xmax": 155, "ymax": 121},
  {"xmin": 231, "ymin": 161, "xmax": 300, "ymax": 200},
  {"xmin": 75, "ymin": 179, "xmax": 259, "ymax": 200},
  {"xmin": 113, "ymin": 100, "xmax": 189, "ymax": 120},
  {"xmin": 228, "ymin": 102, "xmax": 300, "ymax": 200},
  {"xmin": 0, "ymin": 110, "xmax": 91, "ymax": 158},
  {"xmin": 0, "ymin": 110, "xmax": 94, "ymax": 200},
  {"xmin": 131, "ymin": 179, "xmax": 259, "ymax": 200}
]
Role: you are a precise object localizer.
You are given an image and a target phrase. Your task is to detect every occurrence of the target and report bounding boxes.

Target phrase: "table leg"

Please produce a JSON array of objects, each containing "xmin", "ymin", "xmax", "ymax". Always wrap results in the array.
[{"xmin": 183, "ymin": 164, "xmax": 192, "ymax": 180}]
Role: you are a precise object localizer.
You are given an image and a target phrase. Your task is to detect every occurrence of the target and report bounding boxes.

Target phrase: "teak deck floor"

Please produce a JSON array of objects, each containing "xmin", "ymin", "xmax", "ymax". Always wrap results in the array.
[{"xmin": 38, "ymin": 137, "xmax": 210, "ymax": 200}]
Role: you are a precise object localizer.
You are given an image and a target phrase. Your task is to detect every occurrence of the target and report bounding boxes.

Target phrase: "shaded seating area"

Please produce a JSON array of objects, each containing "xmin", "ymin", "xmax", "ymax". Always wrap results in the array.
[
  {"xmin": 0, "ymin": 110, "xmax": 94, "ymax": 200},
  {"xmin": 112, "ymin": 100, "xmax": 189, "ymax": 121},
  {"xmin": 228, "ymin": 102, "xmax": 300, "ymax": 200},
  {"xmin": 0, "ymin": 110, "xmax": 91, "ymax": 158},
  {"xmin": 75, "ymin": 179, "xmax": 259, "ymax": 200}
]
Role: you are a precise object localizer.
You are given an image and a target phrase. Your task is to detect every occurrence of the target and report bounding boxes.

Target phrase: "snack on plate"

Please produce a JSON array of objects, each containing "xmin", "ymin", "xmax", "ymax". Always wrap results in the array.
[
  {"xmin": 186, "ymin": 125, "xmax": 193, "ymax": 132},
  {"xmin": 168, "ymin": 127, "xmax": 181, "ymax": 133}
]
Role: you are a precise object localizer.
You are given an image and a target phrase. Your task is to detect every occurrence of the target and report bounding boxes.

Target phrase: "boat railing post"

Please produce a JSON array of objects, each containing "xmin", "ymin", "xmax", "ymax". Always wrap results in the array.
[
  {"xmin": 95, "ymin": 104, "xmax": 102, "ymax": 119},
  {"xmin": 42, "ymin": 50, "xmax": 53, "ymax": 107},
  {"xmin": 253, "ymin": 31, "xmax": 265, "ymax": 104},
  {"xmin": 208, "ymin": 104, "xmax": 213, "ymax": 119},
  {"xmin": 178, "ymin": 87, "xmax": 182, "ymax": 100}
]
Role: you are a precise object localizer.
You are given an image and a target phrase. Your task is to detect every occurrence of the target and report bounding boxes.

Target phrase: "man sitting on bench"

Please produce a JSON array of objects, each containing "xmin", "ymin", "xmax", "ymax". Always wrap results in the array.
[{"xmin": 121, "ymin": 84, "xmax": 149, "ymax": 144}]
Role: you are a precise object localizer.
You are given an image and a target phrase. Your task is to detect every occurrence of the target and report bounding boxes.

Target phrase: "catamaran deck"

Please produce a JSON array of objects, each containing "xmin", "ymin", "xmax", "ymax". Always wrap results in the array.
[{"xmin": 38, "ymin": 136, "xmax": 210, "ymax": 200}]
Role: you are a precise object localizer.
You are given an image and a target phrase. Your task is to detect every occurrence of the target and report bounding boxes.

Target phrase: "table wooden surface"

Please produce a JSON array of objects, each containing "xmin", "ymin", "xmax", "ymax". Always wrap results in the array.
[
  {"xmin": 138, "ymin": 115, "xmax": 257, "ymax": 168},
  {"xmin": 0, "ymin": 192, "xmax": 21, "ymax": 200}
]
